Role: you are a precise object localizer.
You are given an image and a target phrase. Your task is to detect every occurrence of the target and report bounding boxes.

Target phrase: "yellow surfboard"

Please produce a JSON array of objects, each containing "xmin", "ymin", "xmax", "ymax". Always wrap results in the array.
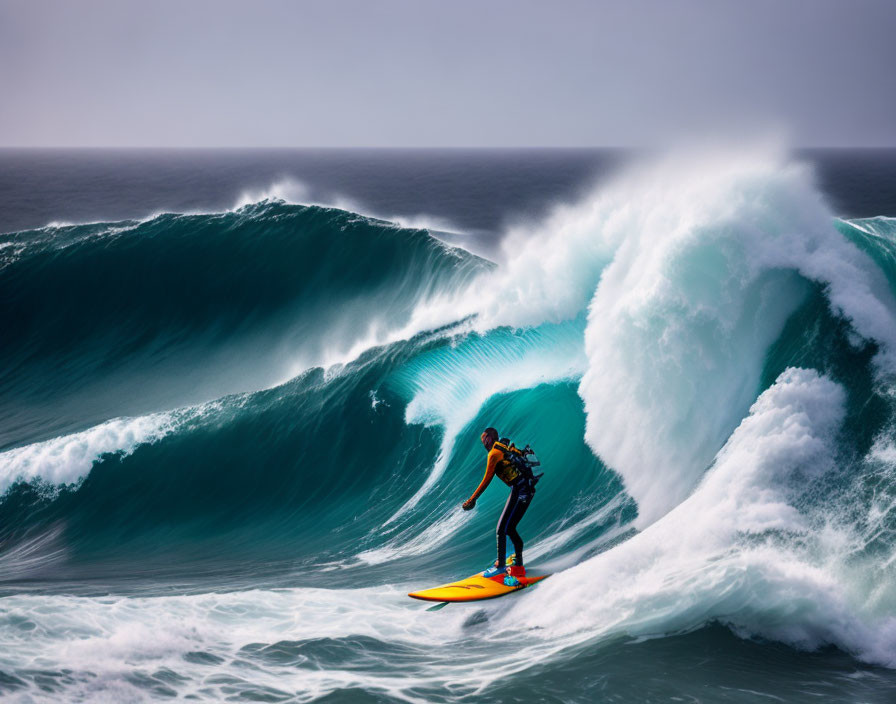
[{"xmin": 408, "ymin": 571, "xmax": 549, "ymax": 603}]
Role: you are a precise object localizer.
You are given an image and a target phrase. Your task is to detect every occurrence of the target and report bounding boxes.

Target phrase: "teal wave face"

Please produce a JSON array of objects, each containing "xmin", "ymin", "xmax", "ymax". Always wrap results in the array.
[
  {"xmin": 0, "ymin": 341, "xmax": 439, "ymax": 580},
  {"xmin": 838, "ymin": 217, "xmax": 896, "ymax": 298},
  {"xmin": 0, "ymin": 318, "xmax": 626, "ymax": 586},
  {"xmin": 0, "ymin": 202, "xmax": 487, "ymax": 448}
]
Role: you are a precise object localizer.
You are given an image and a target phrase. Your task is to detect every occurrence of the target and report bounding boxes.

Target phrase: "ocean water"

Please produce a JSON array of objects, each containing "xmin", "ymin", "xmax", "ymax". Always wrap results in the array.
[{"xmin": 2, "ymin": 147, "xmax": 896, "ymax": 702}]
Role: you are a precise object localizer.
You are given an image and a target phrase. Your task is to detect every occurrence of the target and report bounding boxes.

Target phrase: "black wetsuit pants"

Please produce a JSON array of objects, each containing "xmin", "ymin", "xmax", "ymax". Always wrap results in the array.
[{"xmin": 496, "ymin": 479, "xmax": 533, "ymax": 567}]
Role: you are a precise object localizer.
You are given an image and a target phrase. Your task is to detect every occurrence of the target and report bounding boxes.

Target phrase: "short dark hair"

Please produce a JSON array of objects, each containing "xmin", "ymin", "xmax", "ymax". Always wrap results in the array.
[{"xmin": 482, "ymin": 427, "xmax": 498, "ymax": 442}]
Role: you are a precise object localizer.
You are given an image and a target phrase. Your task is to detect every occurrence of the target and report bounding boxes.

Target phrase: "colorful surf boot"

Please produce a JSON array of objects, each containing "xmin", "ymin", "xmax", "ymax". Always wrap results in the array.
[
  {"xmin": 505, "ymin": 553, "xmax": 518, "ymax": 567},
  {"xmin": 507, "ymin": 565, "xmax": 527, "ymax": 578},
  {"xmin": 481, "ymin": 564, "xmax": 507, "ymax": 578}
]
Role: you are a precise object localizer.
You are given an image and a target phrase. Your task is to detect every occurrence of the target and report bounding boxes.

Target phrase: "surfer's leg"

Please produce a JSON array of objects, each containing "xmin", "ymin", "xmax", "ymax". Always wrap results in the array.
[
  {"xmin": 505, "ymin": 493, "xmax": 531, "ymax": 566},
  {"xmin": 496, "ymin": 487, "xmax": 522, "ymax": 567}
]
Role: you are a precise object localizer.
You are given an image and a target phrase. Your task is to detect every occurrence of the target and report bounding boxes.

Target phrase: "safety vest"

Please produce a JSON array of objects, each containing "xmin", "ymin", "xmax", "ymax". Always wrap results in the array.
[{"xmin": 492, "ymin": 440, "xmax": 533, "ymax": 486}]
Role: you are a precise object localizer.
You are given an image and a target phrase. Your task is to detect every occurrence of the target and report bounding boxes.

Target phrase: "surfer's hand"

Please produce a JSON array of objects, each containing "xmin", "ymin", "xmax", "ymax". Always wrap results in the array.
[{"xmin": 462, "ymin": 498, "xmax": 475, "ymax": 511}]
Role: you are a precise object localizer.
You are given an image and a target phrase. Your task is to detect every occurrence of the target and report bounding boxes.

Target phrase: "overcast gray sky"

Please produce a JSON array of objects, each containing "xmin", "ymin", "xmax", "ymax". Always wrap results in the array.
[{"xmin": 1, "ymin": 0, "xmax": 894, "ymax": 147}]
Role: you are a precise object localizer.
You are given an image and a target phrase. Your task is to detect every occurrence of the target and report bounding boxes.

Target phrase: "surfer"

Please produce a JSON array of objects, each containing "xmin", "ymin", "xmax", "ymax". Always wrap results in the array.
[{"xmin": 462, "ymin": 427, "xmax": 536, "ymax": 580}]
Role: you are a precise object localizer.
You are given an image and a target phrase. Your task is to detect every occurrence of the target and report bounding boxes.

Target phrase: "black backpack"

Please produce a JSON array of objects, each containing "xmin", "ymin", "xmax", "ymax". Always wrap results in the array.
[{"xmin": 495, "ymin": 438, "xmax": 543, "ymax": 485}]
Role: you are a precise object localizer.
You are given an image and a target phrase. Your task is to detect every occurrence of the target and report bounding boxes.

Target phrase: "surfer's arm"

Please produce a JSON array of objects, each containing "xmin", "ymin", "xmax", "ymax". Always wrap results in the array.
[{"xmin": 462, "ymin": 449, "xmax": 500, "ymax": 509}]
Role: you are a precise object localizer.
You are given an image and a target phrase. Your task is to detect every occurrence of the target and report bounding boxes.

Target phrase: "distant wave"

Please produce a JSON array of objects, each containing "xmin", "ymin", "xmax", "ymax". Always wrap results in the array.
[{"xmin": 0, "ymin": 201, "xmax": 487, "ymax": 448}]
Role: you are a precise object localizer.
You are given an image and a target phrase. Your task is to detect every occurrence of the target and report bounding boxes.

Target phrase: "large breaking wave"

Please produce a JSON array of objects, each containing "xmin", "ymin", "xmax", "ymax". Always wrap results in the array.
[{"xmin": 2, "ymin": 149, "xmax": 896, "ymax": 702}]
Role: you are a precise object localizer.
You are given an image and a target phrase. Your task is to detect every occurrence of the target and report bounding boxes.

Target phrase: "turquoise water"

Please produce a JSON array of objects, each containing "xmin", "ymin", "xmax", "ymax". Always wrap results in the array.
[{"xmin": 2, "ymin": 150, "xmax": 896, "ymax": 702}]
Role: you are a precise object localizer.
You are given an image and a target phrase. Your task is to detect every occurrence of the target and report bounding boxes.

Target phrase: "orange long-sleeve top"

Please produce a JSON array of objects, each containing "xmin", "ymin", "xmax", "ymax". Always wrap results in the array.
[{"xmin": 468, "ymin": 446, "xmax": 505, "ymax": 502}]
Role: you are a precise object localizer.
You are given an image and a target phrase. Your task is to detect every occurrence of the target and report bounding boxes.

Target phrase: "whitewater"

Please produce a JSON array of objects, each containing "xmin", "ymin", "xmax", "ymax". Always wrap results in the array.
[{"xmin": 2, "ymin": 148, "xmax": 896, "ymax": 702}]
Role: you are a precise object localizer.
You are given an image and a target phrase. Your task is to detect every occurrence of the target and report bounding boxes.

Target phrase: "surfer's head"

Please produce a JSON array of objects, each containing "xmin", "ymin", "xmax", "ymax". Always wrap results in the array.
[{"xmin": 481, "ymin": 427, "xmax": 498, "ymax": 451}]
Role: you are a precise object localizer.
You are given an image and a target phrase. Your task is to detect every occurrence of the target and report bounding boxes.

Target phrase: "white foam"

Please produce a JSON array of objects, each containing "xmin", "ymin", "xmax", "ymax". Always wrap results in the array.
[
  {"xmin": 549, "ymin": 149, "xmax": 896, "ymax": 526},
  {"xmin": 231, "ymin": 178, "xmax": 313, "ymax": 210},
  {"xmin": 232, "ymin": 176, "xmax": 466, "ymax": 239},
  {"xmin": 0, "ymin": 411, "xmax": 189, "ymax": 494},
  {"xmin": 518, "ymin": 368, "xmax": 896, "ymax": 668},
  {"xmin": 870, "ymin": 436, "xmax": 896, "ymax": 466},
  {"xmin": 0, "ymin": 585, "xmax": 506, "ymax": 703}
]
